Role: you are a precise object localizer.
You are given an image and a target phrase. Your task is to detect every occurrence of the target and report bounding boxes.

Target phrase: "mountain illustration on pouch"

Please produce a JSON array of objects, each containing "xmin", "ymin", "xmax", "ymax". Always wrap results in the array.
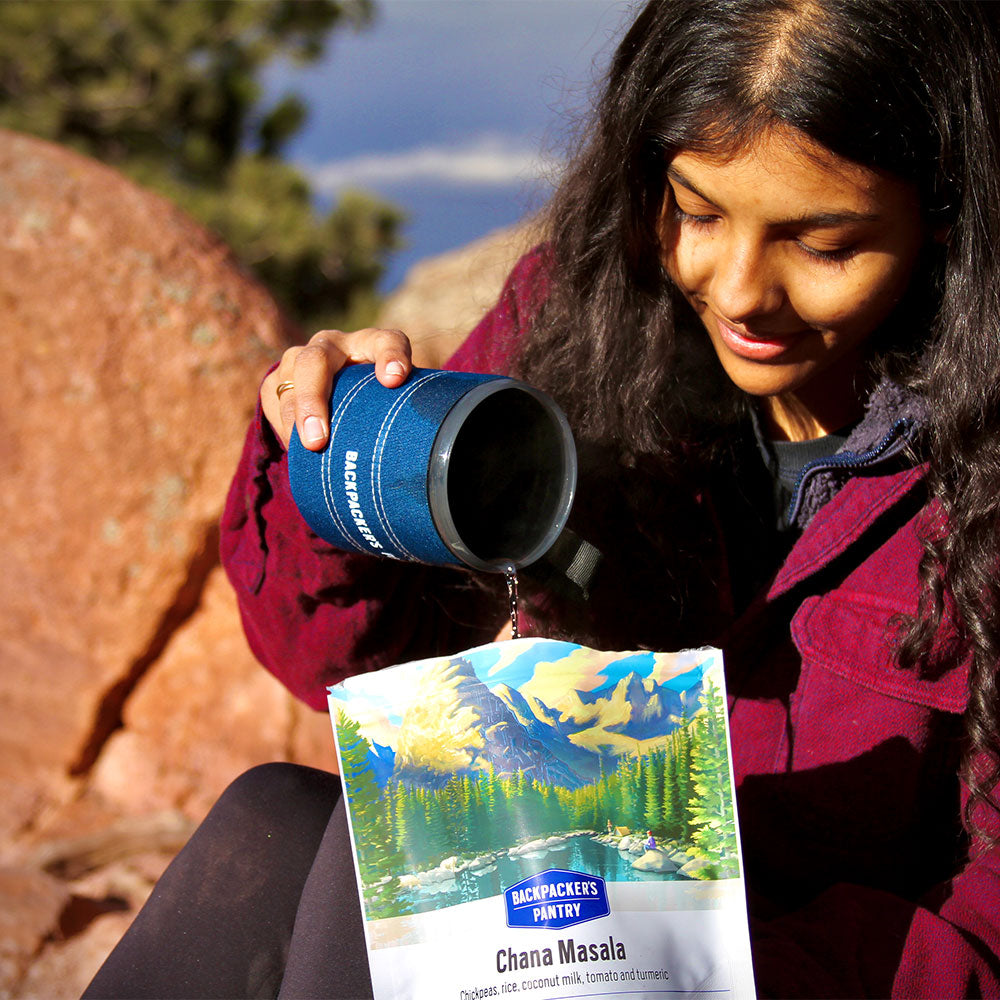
[{"xmin": 329, "ymin": 640, "xmax": 740, "ymax": 923}]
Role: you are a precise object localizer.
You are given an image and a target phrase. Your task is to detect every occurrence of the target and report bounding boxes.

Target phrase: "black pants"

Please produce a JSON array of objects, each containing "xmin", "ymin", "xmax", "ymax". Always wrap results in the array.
[{"xmin": 83, "ymin": 763, "xmax": 374, "ymax": 1000}]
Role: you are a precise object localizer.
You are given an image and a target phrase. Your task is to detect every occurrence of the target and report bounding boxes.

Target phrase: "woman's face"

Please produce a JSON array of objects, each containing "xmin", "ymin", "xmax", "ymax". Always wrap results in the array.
[{"xmin": 660, "ymin": 124, "xmax": 926, "ymax": 440}]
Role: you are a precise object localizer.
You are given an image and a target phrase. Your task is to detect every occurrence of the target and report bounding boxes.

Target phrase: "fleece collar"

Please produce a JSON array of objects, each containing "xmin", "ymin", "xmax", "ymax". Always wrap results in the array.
[{"xmin": 783, "ymin": 378, "xmax": 928, "ymax": 530}]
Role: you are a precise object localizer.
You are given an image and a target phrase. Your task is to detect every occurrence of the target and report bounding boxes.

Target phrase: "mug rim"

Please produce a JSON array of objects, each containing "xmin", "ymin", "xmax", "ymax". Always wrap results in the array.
[{"xmin": 427, "ymin": 378, "xmax": 578, "ymax": 573}]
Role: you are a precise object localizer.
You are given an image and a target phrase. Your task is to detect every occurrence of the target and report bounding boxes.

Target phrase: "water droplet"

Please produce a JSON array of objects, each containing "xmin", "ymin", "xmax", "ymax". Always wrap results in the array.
[{"xmin": 502, "ymin": 562, "xmax": 520, "ymax": 640}]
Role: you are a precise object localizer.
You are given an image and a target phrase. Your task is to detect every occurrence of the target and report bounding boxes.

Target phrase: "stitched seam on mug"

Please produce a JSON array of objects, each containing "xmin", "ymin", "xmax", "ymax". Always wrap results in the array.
[
  {"xmin": 372, "ymin": 371, "xmax": 445, "ymax": 559},
  {"xmin": 373, "ymin": 370, "xmax": 447, "ymax": 560},
  {"xmin": 322, "ymin": 371, "xmax": 379, "ymax": 554}
]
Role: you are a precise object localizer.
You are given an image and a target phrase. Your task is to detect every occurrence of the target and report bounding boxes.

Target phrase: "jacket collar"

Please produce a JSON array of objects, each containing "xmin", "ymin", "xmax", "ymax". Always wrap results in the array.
[
  {"xmin": 767, "ymin": 378, "xmax": 929, "ymax": 600},
  {"xmin": 786, "ymin": 377, "xmax": 927, "ymax": 530},
  {"xmin": 769, "ymin": 462, "xmax": 927, "ymax": 600}
]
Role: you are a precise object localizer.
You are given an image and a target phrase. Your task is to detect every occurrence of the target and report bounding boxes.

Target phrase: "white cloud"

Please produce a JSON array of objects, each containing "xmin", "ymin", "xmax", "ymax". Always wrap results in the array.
[
  {"xmin": 485, "ymin": 636, "xmax": 542, "ymax": 678},
  {"xmin": 307, "ymin": 133, "xmax": 562, "ymax": 193}
]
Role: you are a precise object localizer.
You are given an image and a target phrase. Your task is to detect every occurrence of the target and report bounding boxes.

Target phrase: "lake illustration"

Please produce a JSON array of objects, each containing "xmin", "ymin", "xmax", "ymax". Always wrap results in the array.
[{"xmin": 329, "ymin": 639, "xmax": 740, "ymax": 922}]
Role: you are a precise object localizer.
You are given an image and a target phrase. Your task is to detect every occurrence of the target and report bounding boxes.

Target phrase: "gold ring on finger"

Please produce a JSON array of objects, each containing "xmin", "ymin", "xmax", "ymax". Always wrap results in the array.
[{"xmin": 275, "ymin": 380, "xmax": 296, "ymax": 401}]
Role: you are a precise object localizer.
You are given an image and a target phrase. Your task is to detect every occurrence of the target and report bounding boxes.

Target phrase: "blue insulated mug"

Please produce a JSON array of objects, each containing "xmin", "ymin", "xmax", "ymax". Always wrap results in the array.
[{"xmin": 287, "ymin": 365, "xmax": 577, "ymax": 572}]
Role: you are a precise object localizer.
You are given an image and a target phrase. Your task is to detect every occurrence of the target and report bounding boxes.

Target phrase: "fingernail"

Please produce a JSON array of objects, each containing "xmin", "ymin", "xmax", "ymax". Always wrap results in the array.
[
  {"xmin": 386, "ymin": 360, "xmax": 406, "ymax": 377},
  {"xmin": 304, "ymin": 416, "xmax": 326, "ymax": 444}
]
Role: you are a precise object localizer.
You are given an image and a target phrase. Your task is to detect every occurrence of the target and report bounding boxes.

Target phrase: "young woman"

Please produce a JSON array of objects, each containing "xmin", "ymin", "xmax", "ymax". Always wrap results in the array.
[{"xmin": 86, "ymin": 1, "xmax": 1000, "ymax": 997}]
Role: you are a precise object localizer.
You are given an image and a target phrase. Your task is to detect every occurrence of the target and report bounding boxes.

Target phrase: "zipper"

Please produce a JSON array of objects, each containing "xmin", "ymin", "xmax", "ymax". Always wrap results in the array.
[{"xmin": 785, "ymin": 417, "xmax": 917, "ymax": 526}]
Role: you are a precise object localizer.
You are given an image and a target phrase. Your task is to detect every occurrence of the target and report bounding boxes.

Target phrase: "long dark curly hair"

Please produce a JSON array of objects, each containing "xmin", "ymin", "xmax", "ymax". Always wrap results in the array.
[{"xmin": 515, "ymin": 0, "xmax": 1000, "ymax": 834}]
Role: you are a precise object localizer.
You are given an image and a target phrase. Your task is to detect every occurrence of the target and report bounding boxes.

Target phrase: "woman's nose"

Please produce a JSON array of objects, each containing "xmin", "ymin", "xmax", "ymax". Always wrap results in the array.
[{"xmin": 708, "ymin": 237, "xmax": 783, "ymax": 323}]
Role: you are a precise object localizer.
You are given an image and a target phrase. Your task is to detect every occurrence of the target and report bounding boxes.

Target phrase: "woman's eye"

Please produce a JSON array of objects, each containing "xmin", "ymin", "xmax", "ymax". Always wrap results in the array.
[
  {"xmin": 672, "ymin": 205, "xmax": 718, "ymax": 227},
  {"xmin": 797, "ymin": 240, "xmax": 859, "ymax": 264}
]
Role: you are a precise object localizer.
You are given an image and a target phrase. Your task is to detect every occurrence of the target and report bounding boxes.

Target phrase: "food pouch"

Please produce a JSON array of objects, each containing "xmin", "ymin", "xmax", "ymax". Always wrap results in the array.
[{"xmin": 328, "ymin": 638, "xmax": 756, "ymax": 1000}]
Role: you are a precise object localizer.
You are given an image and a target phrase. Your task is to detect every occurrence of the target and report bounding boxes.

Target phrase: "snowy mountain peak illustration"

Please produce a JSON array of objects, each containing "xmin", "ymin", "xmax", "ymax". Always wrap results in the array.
[
  {"xmin": 392, "ymin": 656, "xmax": 585, "ymax": 789},
  {"xmin": 525, "ymin": 667, "xmax": 705, "ymax": 755},
  {"xmin": 366, "ymin": 740, "xmax": 396, "ymax": 787},
  {"xmin": 388, "ymin": 657, "xmax": 705, "ymax": 789}
]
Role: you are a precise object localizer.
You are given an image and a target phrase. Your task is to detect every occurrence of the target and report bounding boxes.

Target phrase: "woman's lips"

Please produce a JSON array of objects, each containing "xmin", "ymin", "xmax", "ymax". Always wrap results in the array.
[{"xmin": 714, "ymin": 315, "xmax": 802, "ymax": 361}]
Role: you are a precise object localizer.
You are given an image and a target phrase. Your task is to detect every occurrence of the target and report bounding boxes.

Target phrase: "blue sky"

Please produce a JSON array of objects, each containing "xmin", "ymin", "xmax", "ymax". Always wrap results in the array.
[{"xmin": 262, "ymin": 0, "xmax": 633, "ymax": 289}]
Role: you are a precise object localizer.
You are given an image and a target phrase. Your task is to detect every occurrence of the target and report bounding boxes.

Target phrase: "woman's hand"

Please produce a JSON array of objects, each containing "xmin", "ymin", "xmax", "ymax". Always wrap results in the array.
[{"xmin": 261, "ymin": 328, "xmax": 413, "ymax": 451}]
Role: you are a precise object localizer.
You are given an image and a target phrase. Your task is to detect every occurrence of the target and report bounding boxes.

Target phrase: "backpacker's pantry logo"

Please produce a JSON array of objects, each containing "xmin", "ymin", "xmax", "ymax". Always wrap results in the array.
[{"xmin": 504, "ymin": 869, "xmax": 610, "ymax": 930}]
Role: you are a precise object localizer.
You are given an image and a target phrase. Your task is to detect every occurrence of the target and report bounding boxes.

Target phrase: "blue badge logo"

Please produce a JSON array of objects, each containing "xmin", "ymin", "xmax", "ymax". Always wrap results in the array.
[{"xmin": 504, "ymin": 868, "xmax": 610, "ymax": 930}]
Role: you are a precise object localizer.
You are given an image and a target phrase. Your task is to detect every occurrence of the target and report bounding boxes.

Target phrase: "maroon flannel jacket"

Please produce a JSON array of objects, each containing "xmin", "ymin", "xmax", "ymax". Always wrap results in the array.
[{"xmin": 221, "ymin": 250, "xmax": 999, "ymax": 997}]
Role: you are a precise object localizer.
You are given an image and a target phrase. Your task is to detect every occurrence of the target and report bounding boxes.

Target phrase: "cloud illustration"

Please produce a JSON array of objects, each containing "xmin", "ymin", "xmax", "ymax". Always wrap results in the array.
[
  {"xmin": 483, "ymin": 638, "xmax": 537, "ymax": 679},
  {"xmin": 515, "ymin": 645, "xmax": 722, "ymax": 711},
  {"xmin": 647, "ymin": 647, "xmax": 720, "ymax": 687},
  {"xmin": 329, "ymin": 657, "xmax": 431, "ymax": 734},
  {"xmin": 518, "ymin": 646, "xmax": 631, "ymax": 708}
]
